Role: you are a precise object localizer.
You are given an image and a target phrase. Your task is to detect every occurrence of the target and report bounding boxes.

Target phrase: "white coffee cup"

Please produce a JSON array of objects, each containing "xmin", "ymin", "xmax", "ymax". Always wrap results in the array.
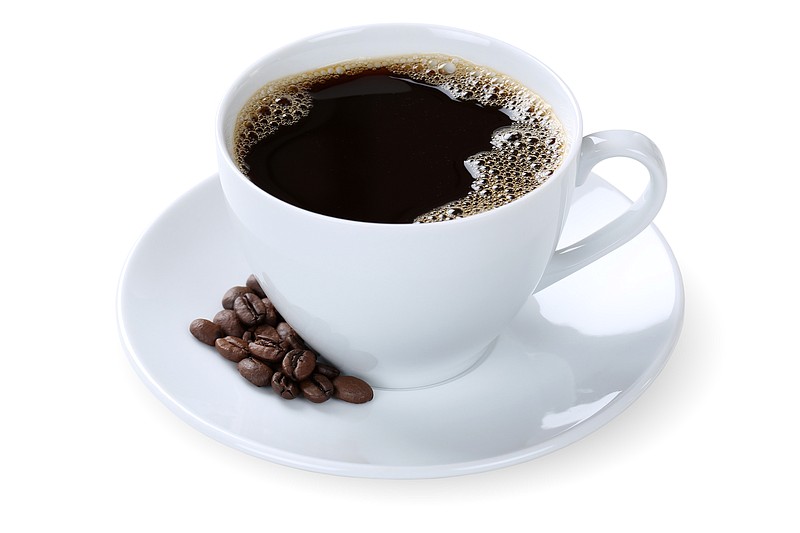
[{"xmin": 216, "ymin": 24, "xmax": 667, "ymax": 389}]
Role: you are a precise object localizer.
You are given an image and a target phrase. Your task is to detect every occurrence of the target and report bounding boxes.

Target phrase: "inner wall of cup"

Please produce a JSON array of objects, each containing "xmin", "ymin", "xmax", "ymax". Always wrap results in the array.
[{"xmin": 219, "ymin": 24, "xmax": 581, "ymax": 166}]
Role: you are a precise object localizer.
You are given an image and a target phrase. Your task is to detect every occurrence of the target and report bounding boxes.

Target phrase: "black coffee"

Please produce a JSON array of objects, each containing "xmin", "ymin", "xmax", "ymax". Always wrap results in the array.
[{"xmin": 234, "ymin": 55, "xmax": 566, "ymax": 223}]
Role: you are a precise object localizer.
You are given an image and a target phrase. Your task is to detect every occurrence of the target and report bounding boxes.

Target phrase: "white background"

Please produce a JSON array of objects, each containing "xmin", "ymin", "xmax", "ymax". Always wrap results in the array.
[{"xmin": 2, "ymin": 0, "xmax": 798, "ymax": 531}]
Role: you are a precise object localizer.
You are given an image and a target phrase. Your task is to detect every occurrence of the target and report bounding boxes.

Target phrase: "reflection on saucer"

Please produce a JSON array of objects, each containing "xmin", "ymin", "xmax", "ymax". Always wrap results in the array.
[{"xmin": 117, "ymin": 173, "xmax": 683, "ymax": 478}]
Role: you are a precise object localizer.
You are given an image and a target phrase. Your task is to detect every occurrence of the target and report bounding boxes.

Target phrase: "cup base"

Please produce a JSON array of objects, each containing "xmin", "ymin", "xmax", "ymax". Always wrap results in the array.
[{"xmin": 370, "ymin": 338, "xmax": 498, "ymax": 392}]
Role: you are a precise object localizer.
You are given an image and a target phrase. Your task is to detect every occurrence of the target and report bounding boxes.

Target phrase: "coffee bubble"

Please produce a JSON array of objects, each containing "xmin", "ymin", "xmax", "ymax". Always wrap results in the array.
[{"xmin": 234, "ymin": 54, "xmax": 566, "ymax": 223}]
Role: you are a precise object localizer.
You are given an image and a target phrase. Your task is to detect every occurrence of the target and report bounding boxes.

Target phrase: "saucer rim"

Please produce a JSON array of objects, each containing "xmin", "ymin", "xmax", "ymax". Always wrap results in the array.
[{"xmin": 116, "ymin": 174, "xmax": 684, "ymax": 479}]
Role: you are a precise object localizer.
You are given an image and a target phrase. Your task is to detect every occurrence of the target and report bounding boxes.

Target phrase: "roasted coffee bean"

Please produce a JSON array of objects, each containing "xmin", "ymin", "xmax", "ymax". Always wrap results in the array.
[
  {"xmin": 282, "ymin": 349, "xmax": 316, "ymax": 381},
  {"xmin": 189, "ymin": 274, "xmax": 374, "ymax": 406},
  {"xmin": 315, "ymin": 362, "xmax": 341, "ymax": 380},
  {"xmin": 246, "ymin": 274, "xmax": 266, "ymax": 298},
  {"xmin": 287, "ymin": 335, "xmax": 307, "ymax": 351},
  {"xmin": 238, "ymin": 357, "xmax": 273, "ymax": 387},
  {"xmin": 276, "ymin": 322, "xmax": 295, "ymax": 340},
  {"xmin": 248, "ymin": 338, "xmax": 285, "ymax": 363},
  {"xmin": 189, "ymin": 318, "xmax": 224, "ymax": 346},
  {"xmin": 333, "ymin": 375, "xmax": 374, "ymax": 404},
  {"xmin": 252, "ymin": 324, "xmax": 280, "ymax": 343},
  {"xmin": 278, "ymin": 340, "xmax": 291, "ymax": 352},
  {"xmin": 233, "ymin": 292, "xmax": 267, "ymax": 327},
  {"xmin": 214, "ymin": 336, "xmax": 250, "ymax": 362},
  {"xmin": 222, "ymin": 286, "xmax": 253, "ymax": 309},
  {"xmin": 300, "ymin": 374, "xmax": 334, "ymax": 403},
  {"xmin": 213, "ymin": 309, "xmax": 245, "ymax": 337},
  {"xmin": 271, "ymin": 372, "xmax": 300, "ymax": 399},
  {"xmin": 261, "ymin": 298, "xmax": 279, "ymax": 327},
  {"xmin": 275, "ymin": 322, "xmax": 307, "ymax": 348}
]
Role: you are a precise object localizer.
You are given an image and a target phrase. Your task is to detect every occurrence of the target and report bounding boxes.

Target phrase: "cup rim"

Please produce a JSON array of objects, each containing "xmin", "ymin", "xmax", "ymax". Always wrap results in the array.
[{"xmin": 215, "ymin": 23, "xmax": 583, "ymax": 228}]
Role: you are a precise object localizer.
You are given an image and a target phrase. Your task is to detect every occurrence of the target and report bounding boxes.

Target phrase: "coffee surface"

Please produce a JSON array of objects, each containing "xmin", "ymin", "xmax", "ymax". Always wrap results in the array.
[{"xmin": 234, "ymin": 55, "xmax": 566, "ymax": 223}]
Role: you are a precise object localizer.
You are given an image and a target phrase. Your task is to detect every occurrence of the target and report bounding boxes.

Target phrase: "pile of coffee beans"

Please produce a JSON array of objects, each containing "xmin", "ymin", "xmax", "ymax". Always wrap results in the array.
[{"xmin": 189, "ymin": 275, "xmax": 373, "ymax": 404}]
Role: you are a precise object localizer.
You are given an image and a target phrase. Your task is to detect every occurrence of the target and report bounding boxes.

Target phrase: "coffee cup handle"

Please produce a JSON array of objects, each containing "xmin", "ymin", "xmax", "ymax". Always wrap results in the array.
[{"xmin": 535, "ymin": 130, "xmax": 667, "ymax": 292}]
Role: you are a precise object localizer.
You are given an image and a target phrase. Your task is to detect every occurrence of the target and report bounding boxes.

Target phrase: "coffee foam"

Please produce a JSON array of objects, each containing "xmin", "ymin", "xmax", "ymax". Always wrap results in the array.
[{"xmin": 234, "ymin": 54, "xmax": 566, "ymax": 223}]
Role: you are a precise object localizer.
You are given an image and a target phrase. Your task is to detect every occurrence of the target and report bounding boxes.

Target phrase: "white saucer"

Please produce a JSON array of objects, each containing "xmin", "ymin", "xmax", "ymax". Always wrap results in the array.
[{"xmin": 117, "ymin": 174, "xmax": 683, "ymax": 479}]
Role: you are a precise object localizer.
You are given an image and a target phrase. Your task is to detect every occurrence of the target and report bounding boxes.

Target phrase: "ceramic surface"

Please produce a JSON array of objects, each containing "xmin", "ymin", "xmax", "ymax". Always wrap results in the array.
[
  {"xmin": 117, "ymin": 174, "xmax": 683, "ymax": 479},
  {"xmin": 216, "ymin": 24, "xmax": 667, "ymax": 388}
]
